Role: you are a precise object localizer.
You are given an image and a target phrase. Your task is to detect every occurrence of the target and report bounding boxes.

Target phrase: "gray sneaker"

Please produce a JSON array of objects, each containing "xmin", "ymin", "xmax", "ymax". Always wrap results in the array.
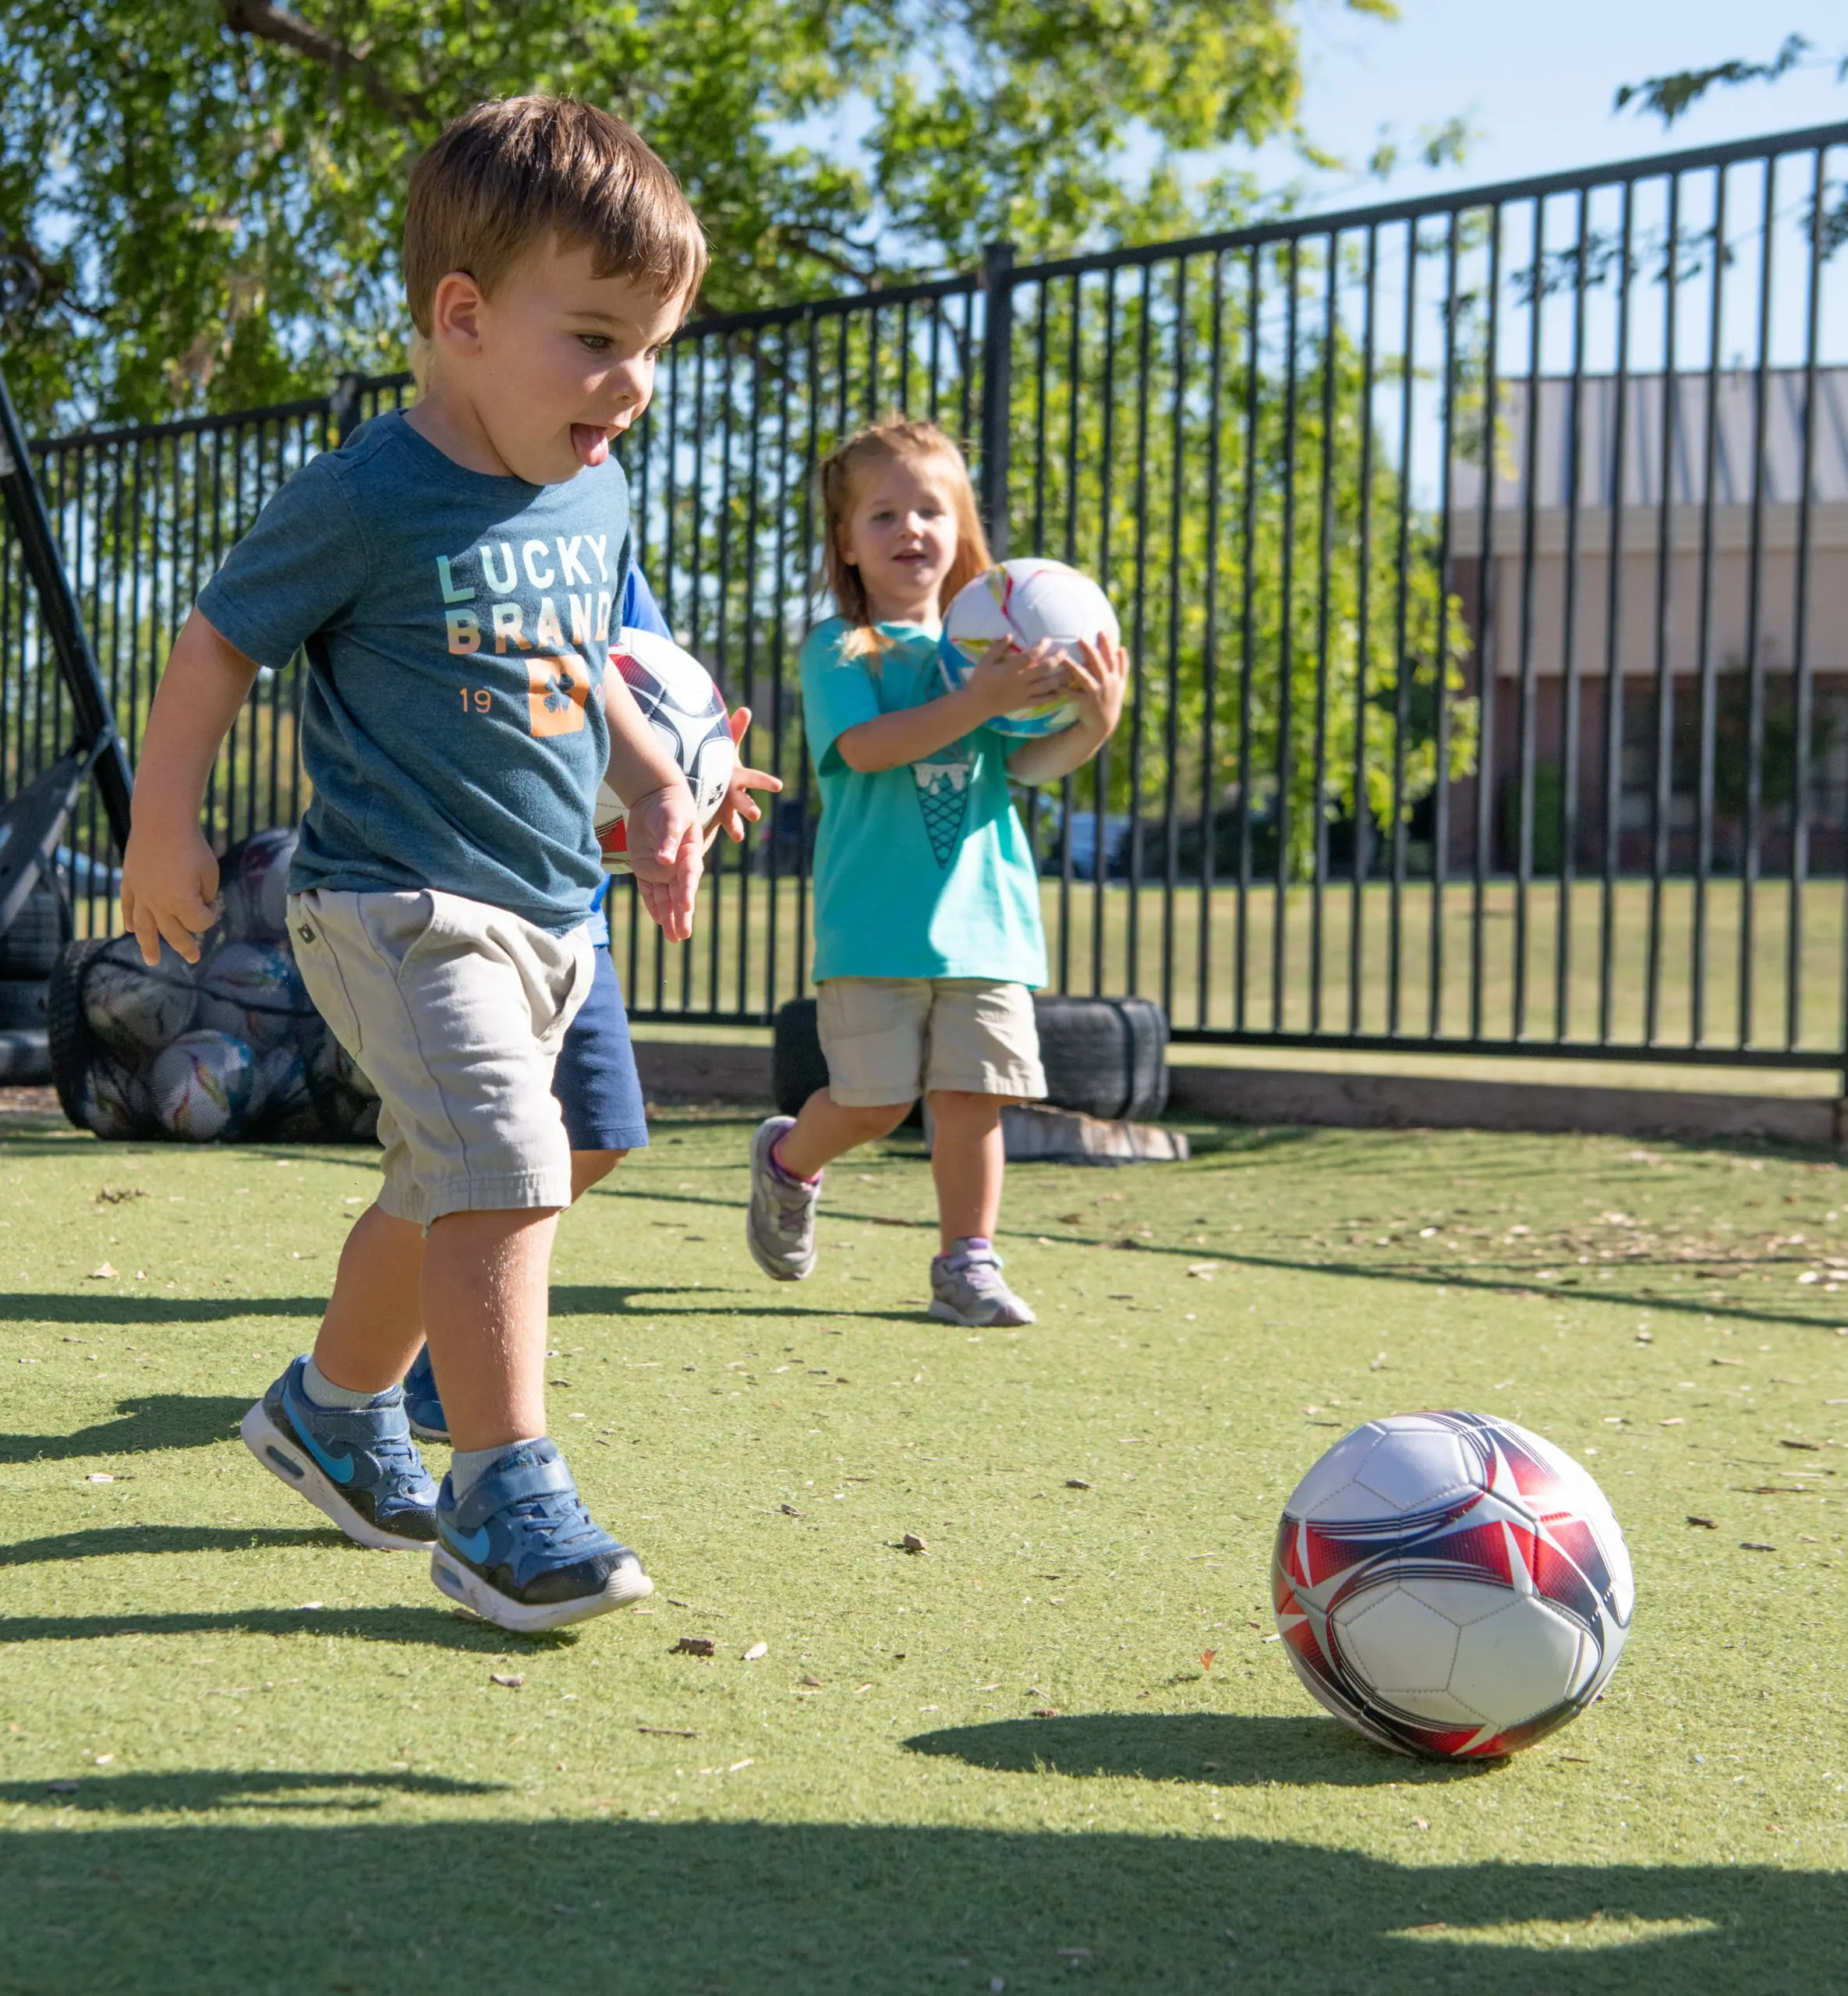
[
  {"xmin": 929, "ymin": 1237, "xmax": 1036, "ymax": 1326},
  {"xmin": 747, "ymin": 1115, "xmax": 821, "ymax": 1280}
]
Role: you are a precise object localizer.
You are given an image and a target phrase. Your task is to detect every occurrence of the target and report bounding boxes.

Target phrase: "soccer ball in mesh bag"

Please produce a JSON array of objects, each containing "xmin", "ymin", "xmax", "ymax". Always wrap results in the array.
[
  {"xmin": 938, "ymin": 558, "xmax": 1120, "ymax": 738},
  {"xmin": 220, "ymin": 828, "xmax": 297, "ymax": 943},
  {"xmin": 1271, "ymin": 1410, "xmax": 1634, "ymax": 1761},
  {"xmin": 74, "ymin": 1054, "xmax": 158, "ymax": 1141},
  {"xmin": 196, "ymin": 940, "xmax": 312, "ymax": 1052},
  {"xmin": 306, "ymin": 1032, "xmax": 380, "ymax": 1141},
  {"xmin": 594, "ymin": 628, "xmax": 735, "ymax": 875},
  {"xmin": 149, "ymin": 1030, "xmax": 257, "ymax": 1143},
  {"xmin": 252, "ymin": 1045, "xmax": 313, "ymax": 1124},
  {"xmin": 80, "ymin": 935, "xmax": 197, "ymax": 1054}
]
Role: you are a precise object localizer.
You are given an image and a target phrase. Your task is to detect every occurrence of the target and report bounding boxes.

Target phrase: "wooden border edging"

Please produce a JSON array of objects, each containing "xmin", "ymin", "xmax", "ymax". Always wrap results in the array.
[
  {"xmin": 628, "ymin": 1038, "xmax": 1844, "ymax": 1150},
  {"xmin": 1164, "ymin": 1063, "xmax": 1843, "ymax": 1149}
]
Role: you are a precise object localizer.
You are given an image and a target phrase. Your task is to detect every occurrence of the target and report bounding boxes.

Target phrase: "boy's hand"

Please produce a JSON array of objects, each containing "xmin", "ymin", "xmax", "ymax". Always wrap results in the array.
[
  {"xmin": 625, "ymin": 780, "xmax": 703, "ymax": 943},
  {"xmin": 1063, "ymin": 632, "xmax": 1129, "ymax": 737},
  {"xmin": 710, "ymin": 706, "xmax": 782, "ymax": 845},
  {"xmin": 117, "ymin": 607, "xmax": 258, "ymax": 965},
  {"xmin": 120, "ymin": 823, "xmax": 222, "ymax": 966},
  {"xmin": 963, "ymin": 637, "xmax": 1070, "ymax": 724}
]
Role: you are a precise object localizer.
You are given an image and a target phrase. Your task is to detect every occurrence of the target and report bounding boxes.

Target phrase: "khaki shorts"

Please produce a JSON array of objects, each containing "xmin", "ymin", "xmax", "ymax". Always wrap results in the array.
[
  {"xmin": 817, "ymin": 977, "xmax": 1044, "ymax": 1107},
  {"xmin": 288, "ymin": 888, "xmax": 592, "ymax": 1228}
]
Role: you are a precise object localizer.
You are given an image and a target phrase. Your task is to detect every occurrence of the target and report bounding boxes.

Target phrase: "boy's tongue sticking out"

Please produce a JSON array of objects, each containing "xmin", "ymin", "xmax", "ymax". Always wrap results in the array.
[{"xmin": 572, "ymin": 423, "xmax": 612, "ymax": 469}]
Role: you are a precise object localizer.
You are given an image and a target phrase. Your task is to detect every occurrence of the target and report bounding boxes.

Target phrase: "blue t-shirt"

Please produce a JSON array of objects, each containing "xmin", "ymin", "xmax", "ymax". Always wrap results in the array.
[
  {"xmin": 585, "ymin": 565, "xmax": 672, "ymax": 947},
  {"xmin": 196, "ymin": 410, "xmax": 628, "ymax": 934},
  {"xmin": 798, "ymin": 618, "xmax": 1046, "ymax": 986}
]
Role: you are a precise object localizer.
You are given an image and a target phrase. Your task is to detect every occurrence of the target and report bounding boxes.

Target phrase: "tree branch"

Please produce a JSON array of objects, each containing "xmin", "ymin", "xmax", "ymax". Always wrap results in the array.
[
  {"xmin": 1613, "ymin": 33, "xmax": 1814, "ymax": 126},
  {"xmin": 778, "ymin": 227, "xmax": 889, "ymax": 286},
  {"xmin": 218, "ymin": 0, "xmax": 427, "ymax": 128}
]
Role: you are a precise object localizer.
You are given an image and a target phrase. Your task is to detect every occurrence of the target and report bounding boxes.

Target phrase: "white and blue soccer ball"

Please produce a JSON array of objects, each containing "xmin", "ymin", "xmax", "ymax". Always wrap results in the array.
[
  {"xmin": 75, "ymin": 1054, "xmax": 156, "ymax": 1141},
  {"xmin": 196, "ymin": 940, "xmax": 310, "ymax": 1052},
  {"xmin": 149, "ymin": 1029, "xmax": 257, "ymax": 1143},
  {"xmin": 306, "ymin": 1031, "xmax": 381, "ymax": 1142},
  {"xmin": 594, "ymin": 627, "xmax": 735, "ymax": 875},
  {"xmin": 251, "ymin": 1044, "xmax": 312, "ymax": 1123},
  {"xmin": 1272, "ymin": 1410, "xmax": 1634, "ymax": 1761},
  {"xmin": 220, "ymin": 828, "xmax": 297, "ymax": 944},
  {"xmin": 938, "ymin": 557, "xmax": 1120, "ymax": 738},
  {"xmin": 81, "ymin": 936, "xmax": 197, "ymax": 1054}
]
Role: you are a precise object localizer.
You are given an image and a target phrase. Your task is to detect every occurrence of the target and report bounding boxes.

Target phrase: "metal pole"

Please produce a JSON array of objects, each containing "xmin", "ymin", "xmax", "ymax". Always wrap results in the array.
[
  {"xmin": 978, "ymin": 241, "xmax": 1016, "ymax": 557},
  {"xmin": 0, "ymin": 358, "xmax": 134, "ymax": 850},
  {"xmin": 330, "ymin": 372, "xmax": 365, "ymax": 445}
]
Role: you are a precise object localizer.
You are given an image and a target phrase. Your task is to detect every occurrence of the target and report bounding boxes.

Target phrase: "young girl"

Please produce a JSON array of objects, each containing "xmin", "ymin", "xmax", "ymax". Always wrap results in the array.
[{"xmin": 746, "ymin": 416, "xmax": 1127, "ymax": 1325}]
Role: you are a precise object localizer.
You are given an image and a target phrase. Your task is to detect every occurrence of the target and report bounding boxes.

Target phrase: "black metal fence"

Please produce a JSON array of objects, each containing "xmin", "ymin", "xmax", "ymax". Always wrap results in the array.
[{"xmin": 6, "ymin": 119, "xmax": 1848, "ymax": 1069}]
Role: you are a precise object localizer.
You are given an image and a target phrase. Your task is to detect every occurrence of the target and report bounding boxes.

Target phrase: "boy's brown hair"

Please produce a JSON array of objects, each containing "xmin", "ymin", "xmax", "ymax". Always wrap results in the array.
[
  {"xmin": 820, "ymin": 417, "xmax": 993, "ymax": 642},
  {"xmin": 405, "ymin": 96, "xmax": 707, "ymax": 334}
]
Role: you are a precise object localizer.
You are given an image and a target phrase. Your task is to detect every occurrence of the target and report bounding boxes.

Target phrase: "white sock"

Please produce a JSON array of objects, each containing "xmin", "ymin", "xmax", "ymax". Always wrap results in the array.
[
  {"xmin": 450, "ymin": 1439, "xmax": 543, "ymax": 1501},
  {"xmin": 300, "ymin": 1355, "xmax": 392, "ymax": 1410}
]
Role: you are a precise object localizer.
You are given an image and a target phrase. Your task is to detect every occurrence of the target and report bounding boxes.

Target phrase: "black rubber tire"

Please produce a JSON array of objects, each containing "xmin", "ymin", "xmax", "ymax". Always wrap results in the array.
[
  {"xmin": 0, "ymin": 979, "xmax": 51, "ymax": 1032},
  {"xmin": 774, "ymin": 990, "xmax": 1169, "ymax": 1123},
  {"xmin": 47, "ymin": 938, "xmax": 108, "ymax": 1129},
  {"xmin": 0, "ymin": 886, "xmax": 72, "ymax": 982},
  {"xmin": 1032, "ymin": 993, "xmax": 1169, "ymax": 1121},
  {"xmin": 772, "ymin": 997, "xmax": 831, "ymax": 1119}
]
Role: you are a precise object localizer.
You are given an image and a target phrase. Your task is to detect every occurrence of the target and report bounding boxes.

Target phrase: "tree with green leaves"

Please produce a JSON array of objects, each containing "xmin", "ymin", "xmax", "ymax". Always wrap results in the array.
[
  {"xmin": 645, "ymin": 244, "xmax": 1473, "ymax": 881},
  {"xmin": 2, "ymin": 0, "xmax": 1478, "ymax": 898},
  {"xmin": 0, "ymin": 0, "xmax": 1400, "ymax": 434},
  {"xmin": 993, "ymin": 256, "xmax": 1474, "ymax": 877}
]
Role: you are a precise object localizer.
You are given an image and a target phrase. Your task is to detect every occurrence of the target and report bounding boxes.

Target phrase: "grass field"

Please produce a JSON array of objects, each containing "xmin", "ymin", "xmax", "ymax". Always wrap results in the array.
[{"xmin": 2, "ymin": 1106, "xmax": 1845, "ymax": 1992}]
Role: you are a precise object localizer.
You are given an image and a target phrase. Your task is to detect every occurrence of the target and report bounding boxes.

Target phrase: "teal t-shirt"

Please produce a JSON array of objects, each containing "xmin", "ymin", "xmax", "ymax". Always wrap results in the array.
[
  {"xmin": 196, "ymin": 410, "xmax": 625, "ymax": 935},
  {"xmin": 799, "ymin": 618, "xmax": 1046, "ymax": 986}
]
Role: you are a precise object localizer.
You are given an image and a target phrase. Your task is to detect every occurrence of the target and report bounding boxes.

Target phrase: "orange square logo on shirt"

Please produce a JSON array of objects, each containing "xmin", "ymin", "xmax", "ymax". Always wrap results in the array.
[{"xmin": 527, "ymin": 653, "xmax": 592, "ymax": 737}]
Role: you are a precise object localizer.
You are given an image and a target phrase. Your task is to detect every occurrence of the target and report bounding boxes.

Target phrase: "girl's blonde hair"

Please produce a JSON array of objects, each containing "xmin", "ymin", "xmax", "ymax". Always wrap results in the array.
[{"xmin": 818, "ymin": 417, "xmax": 993, "ymax": 647}]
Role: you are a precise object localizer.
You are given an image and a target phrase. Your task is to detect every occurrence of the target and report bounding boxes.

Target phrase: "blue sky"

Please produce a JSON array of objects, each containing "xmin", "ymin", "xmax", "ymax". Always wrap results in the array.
[{"xmin": 1270, "ymin": 0, "xmax": 1848, "ymax": 208}]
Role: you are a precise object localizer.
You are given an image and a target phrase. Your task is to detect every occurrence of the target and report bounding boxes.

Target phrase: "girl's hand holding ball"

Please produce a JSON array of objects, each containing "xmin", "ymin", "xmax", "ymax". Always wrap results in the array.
[
  {"xmin": 965, "ymin": 636, "xmax": 1071, "ymax": 724},
  {"xmin": 1063, "ymin": 632, "xmax": 1128, "ymax": 735}
]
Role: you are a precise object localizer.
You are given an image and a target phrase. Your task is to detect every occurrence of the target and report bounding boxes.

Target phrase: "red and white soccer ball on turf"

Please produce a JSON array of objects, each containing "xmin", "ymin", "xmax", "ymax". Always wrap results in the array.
[
  {"xmin": 937, "ymin": 557, "xmax": 1120, "ymax": 738},
  {"xmin": 1271, "ymin": 1410, "xmax": 1634, "ymax": 1760},
  {"xmin": 593, "ymin": 627, "xmax": 736, "ymax": 875}
]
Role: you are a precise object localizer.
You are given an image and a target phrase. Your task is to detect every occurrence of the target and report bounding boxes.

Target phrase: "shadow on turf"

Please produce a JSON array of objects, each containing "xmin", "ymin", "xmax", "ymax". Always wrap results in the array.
[
  {"xmin": 0, "ymin": 1605, "xmax": 535, "ymax": 1651},
  {"xmin": 0, "ymin": 1292, "xmax": 325, "ymax": 1325},
  {"xmin": 0, "ymin": 1524, "xmax": 342, "ymax": 1567},
  {"xmin": 551, "ymin": 1284, "xmax": 926, "ymax": 1325},
  {"xmin": 0, "ymin": 1806, "xmax": 1829, "ymax": 1994},
  {"xmin": 902, "ymin": 1711, "xmax": 1497, "ymax": 1788},
  {"xmin": 0, "ymin": 1393, "xmax": 252, "ymax": 1463},
  {"xmin": 0, "ymin": 1768, "xmax": 503, "ymax": 1814}
]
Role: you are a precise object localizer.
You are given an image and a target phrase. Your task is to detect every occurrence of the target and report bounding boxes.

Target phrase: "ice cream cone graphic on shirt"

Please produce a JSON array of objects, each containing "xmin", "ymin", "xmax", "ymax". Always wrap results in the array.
[{"xmin": 911, "ymin": 756, "xmax": 971, "ymax": 867}]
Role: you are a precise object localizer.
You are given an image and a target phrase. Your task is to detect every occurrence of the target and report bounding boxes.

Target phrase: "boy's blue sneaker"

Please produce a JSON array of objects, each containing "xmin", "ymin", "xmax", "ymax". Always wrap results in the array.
[
  {"xmin": 241, "ymin": 1357, "xmax": 440, "ymax": 1551},
  {"xmin": 430, "ymin": 1439, "xmax": 653, "ymax": 1633},
  {"xmin": 402, "ymin": 1345, "xmax": 448, "ymax": 1444}
]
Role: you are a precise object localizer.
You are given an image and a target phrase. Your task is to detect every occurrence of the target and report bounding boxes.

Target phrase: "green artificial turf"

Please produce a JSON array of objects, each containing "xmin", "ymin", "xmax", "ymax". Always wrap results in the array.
[{"xmin": 1, "ymin": 1106, "xmax": 1844, "ymax": 1994}]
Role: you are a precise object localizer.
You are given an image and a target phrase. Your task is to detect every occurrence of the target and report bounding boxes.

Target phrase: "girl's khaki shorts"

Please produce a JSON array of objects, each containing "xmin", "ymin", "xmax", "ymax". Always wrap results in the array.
[{"xmin": 816, "ymin": 976, "xmax": 1045, "ymax": 1107}]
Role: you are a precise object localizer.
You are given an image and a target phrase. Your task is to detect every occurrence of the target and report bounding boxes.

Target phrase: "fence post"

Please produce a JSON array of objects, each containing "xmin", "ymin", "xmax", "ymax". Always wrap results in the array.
[
  {"xmin": 0, "ymin": 357, "xmax": 136, "ymax": 851},
  {"xmin": 330, "ymin": 371, "xmax": 364, "ymax": 445},
  {"xmin": 978, "ymin": 240, "xmax": 1016, "ymax": 557}
]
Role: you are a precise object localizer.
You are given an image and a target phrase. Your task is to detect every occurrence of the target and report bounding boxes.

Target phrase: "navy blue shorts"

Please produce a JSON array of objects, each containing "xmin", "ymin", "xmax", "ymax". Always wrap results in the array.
[{"xmin": 552, "ymin": 945, "xmax": 650, "ymax": 1153}]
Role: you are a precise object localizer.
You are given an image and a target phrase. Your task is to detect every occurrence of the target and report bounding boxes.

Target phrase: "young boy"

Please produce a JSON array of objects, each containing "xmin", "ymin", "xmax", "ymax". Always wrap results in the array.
[{"xmin": 120, "ymin": 97, "xmax": 709, "ymax": 1633}]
